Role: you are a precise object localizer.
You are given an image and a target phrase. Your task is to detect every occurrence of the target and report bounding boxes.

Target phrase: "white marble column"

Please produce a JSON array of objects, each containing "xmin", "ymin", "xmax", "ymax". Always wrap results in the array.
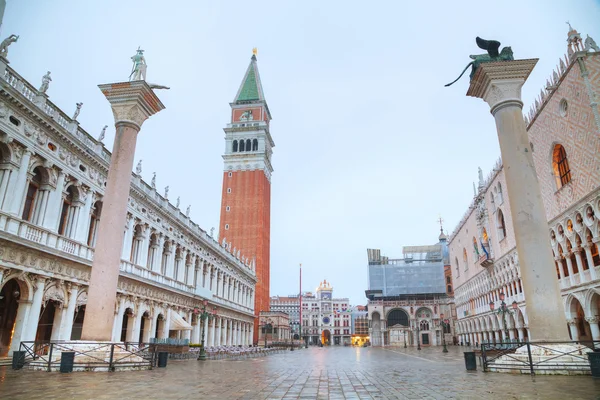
[
  {"xmin": 6, "ymin": 149, "xmax": 32, "ymax": 216},
  {"xmin": 23, "ymin": 278, "xmax": 46, "ymax": 341},
  {"xmin": 192, "ymin": 320, "xmax": 200, "ymax": 344},
  {"xmin": 74, "ymin": 190, "xmax": 94, "ymax": 243},
  {"xmin": 568, "ymin": 320, "xmax": 579, "ymax": 341},
  {"xmin": 40, "ymin": 171, "xmax": 66, "ymax": 231},
  {"xmin": 467, "ymin": 59, "xmax": 570, "ymax": 341},
  {"xmin": 586, "ymin": 317, "xmax": 600, "ymax": 343},
  {"xmin": 111, "ymin": 297, "xmax": 126, "ymax": 342},
  {"xmin": 60, "ymin": 284, "xmax": 79, "ymax": 340},
  {"xmin": 202, "ymin": 317, "xmax": 209, "ymax": 345},
  {"xmin": 121, "ymin": 215, "xmax": 134, "ymax": 261},
  {"xmin": 583, "ymin": 244, "xmax": 598, "ymax": 280}
]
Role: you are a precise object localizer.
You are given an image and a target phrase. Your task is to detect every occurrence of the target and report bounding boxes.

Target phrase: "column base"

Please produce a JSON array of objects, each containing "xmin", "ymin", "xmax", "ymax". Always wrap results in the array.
[
  {"xmin": 486, "ymin": 343, "xmax": 594, "ymax": 375},
  {"xmin": 22, "ymin": 341, "xmax": 153, "ymax": 372}
]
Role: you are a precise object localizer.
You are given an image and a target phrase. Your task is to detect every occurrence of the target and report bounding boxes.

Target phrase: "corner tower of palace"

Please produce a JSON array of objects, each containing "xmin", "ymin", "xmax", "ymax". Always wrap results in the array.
[{"xmin": 219, "ymin": 53, "xmax": 274, "ymax": 342}]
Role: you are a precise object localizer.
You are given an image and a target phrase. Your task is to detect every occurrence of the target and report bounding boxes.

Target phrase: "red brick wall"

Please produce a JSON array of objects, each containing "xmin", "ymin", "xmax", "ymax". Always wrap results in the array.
[{"xmin": 219, "ymin": 169, "xmax": 271, "ymax": 343}]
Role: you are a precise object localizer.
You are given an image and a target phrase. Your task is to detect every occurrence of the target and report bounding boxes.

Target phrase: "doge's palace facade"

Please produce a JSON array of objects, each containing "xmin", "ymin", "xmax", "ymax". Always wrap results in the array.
[
  {"xmin": 0, "ymin": 53, "xmax": 256, "ymax": 357},
  {"xmin": 450, "ymin": 26, "xmax": 600, "ymax": 346}
]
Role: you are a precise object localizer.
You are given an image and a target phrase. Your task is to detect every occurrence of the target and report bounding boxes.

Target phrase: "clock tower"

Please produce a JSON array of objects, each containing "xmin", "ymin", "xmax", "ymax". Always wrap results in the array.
[{"xmin": 219, "ymin": 51, "xmax": 274, "ymax": 343}]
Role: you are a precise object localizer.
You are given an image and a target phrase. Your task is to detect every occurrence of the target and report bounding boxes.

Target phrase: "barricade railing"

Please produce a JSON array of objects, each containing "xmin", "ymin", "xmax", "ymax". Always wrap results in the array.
[
  {"xmin": 19, "ymin": 341, "xmax": 158, "ymax": 372},
  {"xmin": 481, "ymin": 340, "xmax": 600, "ymax": 375}
]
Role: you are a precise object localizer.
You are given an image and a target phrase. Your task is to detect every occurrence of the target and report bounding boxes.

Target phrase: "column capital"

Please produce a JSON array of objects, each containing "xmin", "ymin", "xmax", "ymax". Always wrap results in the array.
[
  {"xmin": 98, "ymin": 81, "xmax": 165, "ymax": 130},
  {"xmin": 585, "ymin": 317, "xmax": 599, "ymax": 324},
  {"xmin": 467, "ymin": 59, "xmax": 538, "ymax": 113}
]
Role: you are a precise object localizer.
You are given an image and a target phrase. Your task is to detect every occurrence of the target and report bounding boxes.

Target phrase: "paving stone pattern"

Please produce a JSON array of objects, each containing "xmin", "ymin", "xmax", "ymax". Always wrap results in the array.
[{"xmin": 1, "ymin": 346, "xmax": 600, "ymax": 399}]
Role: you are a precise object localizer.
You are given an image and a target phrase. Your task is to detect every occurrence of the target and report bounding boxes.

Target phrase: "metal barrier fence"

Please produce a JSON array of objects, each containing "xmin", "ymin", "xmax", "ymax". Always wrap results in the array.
[
  {"xmin": 481, "ymin": 340, "xmax": 600, "ymax": 375},
  {"xmin": 19, "ymin": 341, "xmax": 158, "ymax": 372}
]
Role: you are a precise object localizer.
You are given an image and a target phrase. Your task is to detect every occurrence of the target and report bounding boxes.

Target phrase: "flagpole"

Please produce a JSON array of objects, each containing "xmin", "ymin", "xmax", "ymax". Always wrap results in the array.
[{"xmin": 299, "ymin": 263, "xmax": 302, "ymax": 348}]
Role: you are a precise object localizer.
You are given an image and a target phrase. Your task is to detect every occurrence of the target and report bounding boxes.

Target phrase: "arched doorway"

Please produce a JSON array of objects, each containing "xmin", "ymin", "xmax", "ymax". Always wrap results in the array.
[
  {"xmin": 0, "ymin": 279, "xmax": 21, "ymax": 357},
  {"xmin": 321, "ymin": 329, "xmax": 331, "ymax": 345},
  {"xmin": 387, "ymin": 309, "xmax": 410, "ymax": 346},
  {"xmin": 371, "ymin": 312, "xmax": 382, "ymax": 346},
  {"xmin": 567, "ymin": 297, "xmax": 591, "ymax": 341},
  {"xmin": 155, "ymin": 314, "xmax": 165, "ymax": 339},
  {"xmin": 121, "ymin": 308, "xmax": 134, "ymax": 342},
  {"xmin": 35, "ymin": 300, "xmax": 61, "ymax": 342},
  {"xmin": 70, "ymin": 305, "xmax": 85, "ymax": 340}
]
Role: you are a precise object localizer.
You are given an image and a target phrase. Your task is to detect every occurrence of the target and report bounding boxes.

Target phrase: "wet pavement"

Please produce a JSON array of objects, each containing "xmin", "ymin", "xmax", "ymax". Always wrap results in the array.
[{"xmin": 0, "ymin": 345, "xmax": 599, "ymax": 399}]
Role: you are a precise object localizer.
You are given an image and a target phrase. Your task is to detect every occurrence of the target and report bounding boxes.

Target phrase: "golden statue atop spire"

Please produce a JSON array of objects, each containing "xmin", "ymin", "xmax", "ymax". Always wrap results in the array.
[{"xmin": 252, "ymin": 47, "xmax": 258, "ymax": 56}]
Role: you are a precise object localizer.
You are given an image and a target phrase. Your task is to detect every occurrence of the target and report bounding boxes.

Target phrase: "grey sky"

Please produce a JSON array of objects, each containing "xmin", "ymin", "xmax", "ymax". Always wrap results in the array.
[{"xmin": 4, "ymin": 1, "xmax": 600, "ymax": 305}]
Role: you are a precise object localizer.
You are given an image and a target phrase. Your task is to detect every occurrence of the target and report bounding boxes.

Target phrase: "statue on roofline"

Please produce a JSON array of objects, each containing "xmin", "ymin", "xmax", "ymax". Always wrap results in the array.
[
  {"xmin": 136, "ymin": 159, "xmax": 142, "ymax": 175},
  {"xmin": 0, "ymin": 34, "xmax": 19, "ymax": 59},
  {"xmin": 39, "ymin": 71, "xmax": 52, "ymax": 94},
  {"xmin": 445, "ymin": 37, "xmax": 514, "ymax": 87},
  {"xmin": 98, "ymin": 125, "xmax": 108, "ymax": 142}
]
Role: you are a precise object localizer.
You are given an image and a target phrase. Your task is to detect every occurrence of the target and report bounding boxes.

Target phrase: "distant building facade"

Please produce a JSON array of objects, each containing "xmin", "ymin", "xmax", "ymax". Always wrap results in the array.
[
  {"xmin": 449, "ymin": 26, "xmax": 600, "ymax": 346},
  {"xmin": 351, "ymin": 305, "xmax": 369, "ymax": 346},
  {"xmin": 270, "ymin": 295, "xmax": 300, "ymax": 337},
  {"xmin": 258, "ymin": 311, "xmax": 290, "ymax": 346},
  {"xmin": 301, "ymin": 281, "xmax": 351, "ymax": 345},
  {"xmin": 366, "ymin": 232, "xmax": 456, "ymax": 347}
]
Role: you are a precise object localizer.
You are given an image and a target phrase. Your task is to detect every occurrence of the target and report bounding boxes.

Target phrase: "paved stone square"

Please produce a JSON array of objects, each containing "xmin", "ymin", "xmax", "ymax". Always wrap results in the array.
[{"xmin": 1, "ymin": 346, "xmax": 599, "ymax": 399}]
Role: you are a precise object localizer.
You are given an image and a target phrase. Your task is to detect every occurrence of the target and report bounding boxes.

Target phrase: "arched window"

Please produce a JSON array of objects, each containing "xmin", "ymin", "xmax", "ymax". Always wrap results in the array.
[
  {"xmin": 497, "ymin": 209, "xmax": 507, "ymax": 240},
  {"xmin": 472, "ymin": 237, "xmax": 479, "ymax": 259},
  {"xmin": 552, "ymin": 144, "xmax": 571, "ymax": 188},
  {"xmin": 455, "ymin": 257, "xmax": 460, "ymax": 277},
  {"xmin": 419, "ymin": 320, "xmax": 429, "ymax": 331},
  {"xmin": 252, "ymin": 139, "xmax": 258, "ymax": 151},
  {"xmin": 497, "ymin": 183, "xmax": 504, "ymax": 204},
  {"xmin": 463, "ymin": 248, "xmax": 468, "ymax": 270},
  {"xmin": 232, "ymin": 140, "xmax": 238, "ymax": 152},
  {"xmin": 22, "ymin": 168, "xmax": 43, "ymax": 222},
  {"xmin": 387, "ymin": 309, "xmax": 409, "ymax": 327},
  {"xmin": 246, "ymin": 139, "xmax": 251, "ymax": 152},
  {"xmin": 447, "ymin": 285, "xmax": 452, "ymax": 294},
  {"xmin": 58, "ymin": 186, "xmax": 79, "ymax": 237},
  {"xmin": 130, "ymin": 224, "xmax": 144, "ymax": 265},
  {"xmin": 239, "ymin": 140, "xmax": 245, "ymax": 152},
  {"xmin": 87, "ymin": 201, "xmax": 102, "ymax": 246},
  {"xmin": 161, "ymin": 239, "xmax": 170, "ymax": 275}
]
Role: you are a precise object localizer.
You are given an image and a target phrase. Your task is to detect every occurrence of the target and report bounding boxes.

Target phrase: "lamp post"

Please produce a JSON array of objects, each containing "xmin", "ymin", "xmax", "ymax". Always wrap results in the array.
[
  {"xmin": 196, "ymin": 300, "xmax": 217, "ymax": 361},
  {"xmin": 403, "ymin": 330, "xmax": 407, "ymax": 349},
  {"xmin": 415, "ymin": 325, "xmax": 421, "ymax": 351},
  {"xmin": 489, "ymin": 292, "xmax": 518, "ymax": 344},
  {"xmin": 440, "ymin": 313, "xmax": 449, "ymax": 353}
]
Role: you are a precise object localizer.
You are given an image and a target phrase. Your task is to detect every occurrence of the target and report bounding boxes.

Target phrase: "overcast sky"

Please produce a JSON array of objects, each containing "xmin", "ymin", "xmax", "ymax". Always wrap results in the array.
[{"xmin": 4, "ymin": 1, "xmax": 600, "ymax": 305}]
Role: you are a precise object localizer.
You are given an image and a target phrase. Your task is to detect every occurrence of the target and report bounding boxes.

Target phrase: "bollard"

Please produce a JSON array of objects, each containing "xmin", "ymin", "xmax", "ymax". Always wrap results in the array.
[
  {"xmin": 464, "ymin": 351, "xmax": 477, "ymax": 371},
  {"xmin": 12, "ymin": 351, "xmax": 25, "ymax": 370},
  {"xmin": 588, "ymin": 350, "xmax": 600, "ymax": 378},
  {"xmin": 60, "ymin": 352, "xmax": 75, "ymax": 373},
  {"xmin": 157, "ymin": 351, "xmax": 169, "ymax": 368}
]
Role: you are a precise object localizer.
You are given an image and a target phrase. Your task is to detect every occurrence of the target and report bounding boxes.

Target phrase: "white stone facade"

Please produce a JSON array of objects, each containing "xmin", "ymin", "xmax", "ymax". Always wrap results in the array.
[
  {"xmin": 0, "ymin": 58, "xmax": 256, "ymax": 357},
  {"xmin": 450, "ymin": 29, "xmax": 600, "ymax": 346}
]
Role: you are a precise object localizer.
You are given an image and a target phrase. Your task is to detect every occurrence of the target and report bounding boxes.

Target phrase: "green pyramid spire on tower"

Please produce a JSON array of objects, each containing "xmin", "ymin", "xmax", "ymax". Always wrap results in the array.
[{"xmin": 234, "ymin": 52, "xmax": 265, "ymax": 103}]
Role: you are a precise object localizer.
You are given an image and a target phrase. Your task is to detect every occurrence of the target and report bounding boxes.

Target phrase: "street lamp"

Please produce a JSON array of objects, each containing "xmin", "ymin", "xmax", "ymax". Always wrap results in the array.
[
  {"xmin": 489, "ymin": 292, "xmax": 518, "ymax": 344},
  {"xmin": 196, "ymin": 300, "xmax": 217, "ymax": 361},
  {"xmin": 415, "ymin": 324, "xmax": 421, "ymax": 351},
  {"xmin": 440, "ymin": 313, "xmax": 449, "ymax": 353},
  {"xmin": 289, "ymin": 322, "xmax": 294, "ymax": 351},
  {"xmin": 403, "ymin": 330, "xmax": 407, "ymax": 349}
]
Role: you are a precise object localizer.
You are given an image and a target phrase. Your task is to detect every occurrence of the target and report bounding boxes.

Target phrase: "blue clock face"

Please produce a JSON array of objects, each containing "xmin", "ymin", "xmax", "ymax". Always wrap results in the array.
[{"xmin": 322, "ymin": 317, "xmax": 330, "ymax": 324}]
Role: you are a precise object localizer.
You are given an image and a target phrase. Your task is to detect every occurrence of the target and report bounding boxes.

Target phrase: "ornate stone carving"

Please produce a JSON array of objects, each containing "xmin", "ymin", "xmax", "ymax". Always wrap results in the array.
[{"xmin": 0, "ymin": 102, "xmax": 7, "ymax": 120}]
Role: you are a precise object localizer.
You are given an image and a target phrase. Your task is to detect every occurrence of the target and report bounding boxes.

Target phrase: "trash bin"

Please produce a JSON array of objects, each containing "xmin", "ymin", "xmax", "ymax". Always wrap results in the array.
[
  {"xmin": 464, "ymin": 351, "xmax": 477, "ymax": 371},
  {"xmin": 589, "ymin": 350, "xmax": 600, "ymax": 378},
  {"xmin": 60, "ymin": 352, "xmax": 75, "ymax": 373},
  {"xmin": 12, "ymin": 351, "xmax": 25, "ymax": 370},
  {"xmin": 157, "ymin": 351, "xmax": 169, "ymax": 368}
]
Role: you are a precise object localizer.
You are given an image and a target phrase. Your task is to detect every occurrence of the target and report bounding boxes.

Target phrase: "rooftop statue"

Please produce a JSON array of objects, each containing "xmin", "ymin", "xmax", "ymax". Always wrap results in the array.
[
  {"xmin": 445, "ymin": 37, "xmax": 514, "ymax": 87},
  {"xmin": 39, "ymin": 71, "xmax": 52, "ymax": 94},
  {"xmin": 0, "ymin": 34, "xmax": 18, "ymax": 59}
]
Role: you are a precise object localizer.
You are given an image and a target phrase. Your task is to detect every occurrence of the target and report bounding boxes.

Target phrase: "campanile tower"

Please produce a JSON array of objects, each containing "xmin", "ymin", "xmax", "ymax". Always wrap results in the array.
[{"xmin": 219, "ymin": 51, "xmax": 274, "ymax": 342}]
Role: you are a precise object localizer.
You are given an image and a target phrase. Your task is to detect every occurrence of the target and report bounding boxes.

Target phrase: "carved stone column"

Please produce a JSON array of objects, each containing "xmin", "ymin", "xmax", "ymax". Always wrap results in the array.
[
  {"xmin": 82, "ymin": 81, "xmax": 164, "ymax": 341},
  {"xmin": 467, "ymin": 59, "xmax": 570, "ymax": 341},
  {"xmin": 586, "ymin": 317, "xmax": 600, "ymax": 342}
]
